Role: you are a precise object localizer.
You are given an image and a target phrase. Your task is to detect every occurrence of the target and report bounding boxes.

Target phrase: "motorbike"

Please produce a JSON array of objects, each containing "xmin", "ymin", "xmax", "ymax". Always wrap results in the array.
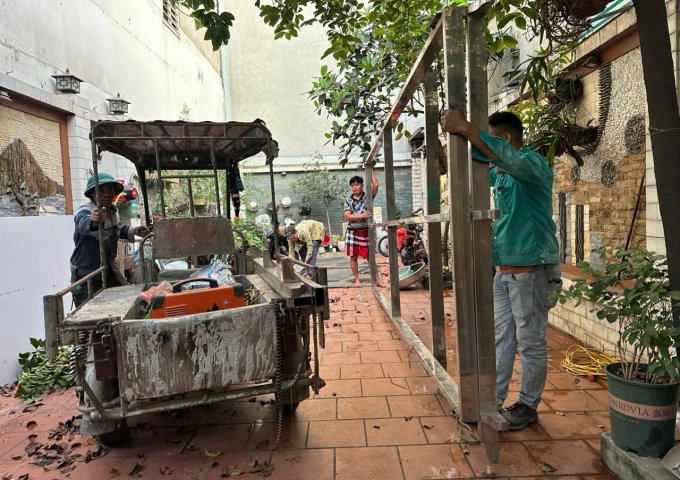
[{"xmin": 377, "ymin": 208, "xmax": 428, "ymax": 266}]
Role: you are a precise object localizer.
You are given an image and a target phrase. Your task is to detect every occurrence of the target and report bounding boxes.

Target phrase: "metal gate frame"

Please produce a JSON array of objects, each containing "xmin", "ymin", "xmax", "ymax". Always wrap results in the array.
[{"xmin": 364, "ymin": 3, "xmax": 507, "ymax": 462}]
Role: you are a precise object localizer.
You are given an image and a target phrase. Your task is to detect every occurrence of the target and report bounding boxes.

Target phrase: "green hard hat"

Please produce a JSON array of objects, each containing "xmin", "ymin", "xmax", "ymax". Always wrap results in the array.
[{"xmin": 84, "ymin": 173, "xmax": 124, "ymax": 197}]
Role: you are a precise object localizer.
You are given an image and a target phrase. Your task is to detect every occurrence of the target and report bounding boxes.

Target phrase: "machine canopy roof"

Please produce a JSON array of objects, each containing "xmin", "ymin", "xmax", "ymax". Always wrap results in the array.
[{"xmin": 90, "ymin": 120, "xmax": 278, "ymax": 170}]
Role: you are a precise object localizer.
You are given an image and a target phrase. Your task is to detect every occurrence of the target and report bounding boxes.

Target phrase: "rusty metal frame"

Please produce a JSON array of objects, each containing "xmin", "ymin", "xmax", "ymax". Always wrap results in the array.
[{"xmin": 364, "ymin": 3, "xmax": 506, "ymax": 462}]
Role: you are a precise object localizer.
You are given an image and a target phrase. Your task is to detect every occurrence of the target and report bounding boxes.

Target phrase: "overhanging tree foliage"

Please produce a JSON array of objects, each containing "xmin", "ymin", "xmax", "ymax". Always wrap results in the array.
[
  {"xmin": 292, "ymin": 158, "xmax": 347, "ymax": 238},
  {"xmin": 180, "ymin": 0, "xmax": 680, "ymax": 280}
]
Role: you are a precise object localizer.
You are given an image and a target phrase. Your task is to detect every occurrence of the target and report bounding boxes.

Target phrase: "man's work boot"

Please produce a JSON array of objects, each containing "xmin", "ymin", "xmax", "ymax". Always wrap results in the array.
[{"xmin": 501, "ymin": 402, "xmax": 538, "ymax": 431}]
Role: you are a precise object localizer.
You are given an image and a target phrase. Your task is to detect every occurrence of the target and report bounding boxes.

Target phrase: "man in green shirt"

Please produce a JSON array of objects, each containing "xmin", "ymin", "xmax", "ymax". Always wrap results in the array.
[{"xmin": 440, "ymin": 110, "xmax": 562, "ymax": 430}]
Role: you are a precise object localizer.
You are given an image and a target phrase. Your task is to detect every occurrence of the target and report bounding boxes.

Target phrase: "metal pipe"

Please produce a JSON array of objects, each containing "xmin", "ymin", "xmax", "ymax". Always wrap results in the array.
[
  {"xmin": 382, "ymin": 127, "xmax": 401, "ymax": 317},
  {"xmin": 424, "ymin": 69, "xmax": 445, "ymax": 367},
  {"xmin": 209, "ymin": 141, "xmax": 222, "ymax": 216},
  {"xmin": 187, "ymin": 178, "xmax": 195, "ymax": 217},
  {"xmin": 378, "ymin": 213, "xmax": 449, "ymax": 227},
  {"xmin": 365, "ymin": 161, "xmax": 378, "ymax": 287},
  {"xmin": 154, "ymin": 140, "xmax": 166, "ymax": 219},
  {"xmin": 90, "ymin": 142, "xmax": 108, "ymax": 289},
  {"xmin": 269, "ymin": 162, "xmax": 279, "ymax": 254},
  {"xmin": 135, "ymin": 165, "xmax": 151, "ymax": 227}
]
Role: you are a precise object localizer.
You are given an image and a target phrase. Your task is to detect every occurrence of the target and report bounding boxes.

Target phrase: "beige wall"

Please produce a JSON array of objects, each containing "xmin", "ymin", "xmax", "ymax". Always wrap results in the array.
[{"xmin": 0, "ymin": 105, "xmax": 62, "ymax": 184}]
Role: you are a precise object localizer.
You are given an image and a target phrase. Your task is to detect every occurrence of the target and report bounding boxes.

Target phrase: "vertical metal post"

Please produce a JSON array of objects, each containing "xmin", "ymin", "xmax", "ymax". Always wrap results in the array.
[
  {"xmin": 468, "ymin": 4, "xmax": 502, "ymax": 462},
  {"xmin": 383, "ymin": 126, "xmax": 401, "ymax": 317},
  {"xmin": 187, "ymin": 177, "xmax": 196, "ymax": 217},
  {"xmin": 136, "ymin": 165, "xmax": 151, "ymax": 226},
  {"xmin": 365, "ymin": 160, "xmax": 378, "ymax": 287},
  {"xmin": 225, "ymin": 167, "xmax": 231, "ymax": 220},
  {"xmin": 424, "ymin": 70, "xmax": 446, "ymax": 366},
  {"xmin": 443, "ymin": 6, "xmax": 479, "ymax": 422},
  {"xmin": 209, "ymin": 141, "xmax": 222, "ymax": 216},
  {"xmin": 91, "ymin": 141, "xmax": 108, "ymax": 289},
  {"xmin": 154, "ymin": 140, "xmax": 166, "ymax": 219},
  {"xmin": 269, "ymin": 162, "xmax": 279, "ymax": 254}
]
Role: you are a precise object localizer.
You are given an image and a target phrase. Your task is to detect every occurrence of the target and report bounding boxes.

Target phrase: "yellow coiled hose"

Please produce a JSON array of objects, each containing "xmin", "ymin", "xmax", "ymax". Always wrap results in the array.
[{"xmin": 560, "ymin": 345, "xmax": 618, "ymax": 377}]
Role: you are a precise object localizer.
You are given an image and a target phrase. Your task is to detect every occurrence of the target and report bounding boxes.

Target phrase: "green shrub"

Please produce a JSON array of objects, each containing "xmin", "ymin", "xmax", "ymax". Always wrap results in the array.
[{"xmin": 15, "ymin": 338, "xmax": 75, "ymax": 404}]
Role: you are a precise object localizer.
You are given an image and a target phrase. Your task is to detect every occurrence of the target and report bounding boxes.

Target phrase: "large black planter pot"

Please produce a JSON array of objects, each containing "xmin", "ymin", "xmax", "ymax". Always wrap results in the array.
[{"xmin": 606, "ymin": 362, "xmax": 680, "ymax": 457}]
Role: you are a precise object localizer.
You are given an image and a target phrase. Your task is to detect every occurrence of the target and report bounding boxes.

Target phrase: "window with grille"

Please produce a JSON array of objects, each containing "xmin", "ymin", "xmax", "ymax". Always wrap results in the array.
[{"xmin": 163, "ymin": 0, "xmax": 180, "ymax": 35}]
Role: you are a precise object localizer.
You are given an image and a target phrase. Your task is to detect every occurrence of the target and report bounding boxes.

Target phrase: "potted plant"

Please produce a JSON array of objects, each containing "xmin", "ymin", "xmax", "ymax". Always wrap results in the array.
[{"xmin": 559, "ymin": 249, "xmax": 680, "ymax": 457}]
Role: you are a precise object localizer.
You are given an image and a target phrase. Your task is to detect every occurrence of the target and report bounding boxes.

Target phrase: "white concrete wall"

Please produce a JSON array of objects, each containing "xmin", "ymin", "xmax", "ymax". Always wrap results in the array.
[
  {"xmin": 0, "ymin": 0, "xmax": 226, "ymax": 208},
  {"xmin": 225, "ymin": 3, "xmax": 415, "ymax": 168},
  {"xmin": 0, "ymin": 216, "xmax": 74, "ymax": 385}
]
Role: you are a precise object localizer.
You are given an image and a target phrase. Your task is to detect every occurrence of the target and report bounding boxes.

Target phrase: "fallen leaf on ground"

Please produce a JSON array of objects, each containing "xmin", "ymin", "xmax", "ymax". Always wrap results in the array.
[
  {"xmin": 539, "ymin": 462, "xmax": 556, "ymax": 473},
  {"xmin": 372, "ymin": 425, "xmax": 380, "ymax": 429},
  {"xmin": 22, "ymin": 403, "xmax": 42, "ymax": 413},
  {"xmin": 211, "ymin": 461, "xmax": 220, "ymax": 468},
  {"xmin": 255, "ymin": 440, "xmax": 269, "ymax": 450},
  {"xmin": 17, "ymin": 475, "xmax": 29, "ymax": 480},
  {"xmin": 11, "ymin": 454, "xmax": 23, "ymax": 460},
  {"xmin": 555, "ymin": 411, "xmax": 566, "ymax": 416},
  {"xmin": 404, "ymin": 416, "xmax": 413, "ymax": 422},
  {"xmin": 423, "ymin": 425, "xmax": 433, "ymax": 430},
  {"xmin": 26, "ymin": 421, "xmax": 38, "ymax": 430},
  {"xmin": 596, "ymin": 424, "xmax": 605, "ymax": 428},
  {"xmin": 205, "ymin": 449, "xmax": 223, "ymax": 457},
  {"xmin": 247, "ymin": 458, "xmax": 258, "ymax": 467},
  {"xmin": 184, "ymin": 444, "xmax": 200, "ymax": 453},
  {"xmin": 226, "ymin": 465, "xmax": 242, "ymax": 476},
  {"xmin": 164, "ymin": 437, "xmax": 182, "ymax": 444},
  {"xmin": 110, "ymin": 468, "xmax": 120, "ymax": 476},
  {"xmin": 160, "ymin": 466, "xmax": 174, "ymax": 476},
  {"xmin": 129, "ymin": 462, "xmax": 144, "ymax": 477},
  {"xmin": 462, "ymin": 446, "xmax": 470, "ymax": 455}
]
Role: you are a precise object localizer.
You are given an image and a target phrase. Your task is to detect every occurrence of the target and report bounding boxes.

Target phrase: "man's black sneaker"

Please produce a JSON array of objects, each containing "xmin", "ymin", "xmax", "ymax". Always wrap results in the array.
[{"xmin": 501, "ymin": 402, "xmax": 538, "ymax": 431}]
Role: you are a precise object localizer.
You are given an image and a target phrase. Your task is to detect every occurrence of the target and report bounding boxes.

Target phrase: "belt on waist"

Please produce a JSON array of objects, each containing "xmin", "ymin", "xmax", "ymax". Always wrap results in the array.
[{"xmin": 498, "ymin": 265, "xmax": 537, "ymax": 273}]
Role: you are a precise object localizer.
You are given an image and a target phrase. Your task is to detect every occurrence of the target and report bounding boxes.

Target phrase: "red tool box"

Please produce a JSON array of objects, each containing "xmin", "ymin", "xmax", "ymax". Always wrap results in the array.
[{"xmin": 149, "ymin": 278, "xmax": 245, "ymax": 318}]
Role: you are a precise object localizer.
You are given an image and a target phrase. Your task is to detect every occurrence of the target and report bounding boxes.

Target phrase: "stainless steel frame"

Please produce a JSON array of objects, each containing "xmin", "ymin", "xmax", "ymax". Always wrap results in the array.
[{"xmin": 364, "ymin": 4, "xmax": 506, "ymax": 462}]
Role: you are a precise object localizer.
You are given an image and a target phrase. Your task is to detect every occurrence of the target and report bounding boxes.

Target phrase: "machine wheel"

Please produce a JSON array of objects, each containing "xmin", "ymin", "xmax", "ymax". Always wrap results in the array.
[
  {"xmin": 378, "ymin": 237, "xmax": 389, "ymax": 257},
  {"xmin": 95, "ymin": 420, "xmax": 128, "ymax": 447},
  {"xmin": 283, "ymin": 402, "xmax": 300, "ymax": 414}
]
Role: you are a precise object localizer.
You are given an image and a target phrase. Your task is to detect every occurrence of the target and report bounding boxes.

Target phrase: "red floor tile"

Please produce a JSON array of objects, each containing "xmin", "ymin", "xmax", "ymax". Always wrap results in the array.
[
  {"xmin": 335, "ymin": 447, "xmax": 403, "ymax": 480},
  {"xmin": 538, "ymin": 411, "xmax": 610, "ymax": 440},
  {"xmin": 306, "ymin": 420, "xmax": 366, "ymax": 448},
  {"xmin": 318, "ymin": 379, "xmax": 362, "ymax": 398},
  {"xmin": 365, "ymin": 418, "xmax": 427, "ymax": 446},
  {"xmin": 524, "ymin": 439, "xmax": 605, "ymax": 475},
  {"xmin": 465, "ymin": 442, "xmax": 546, "ymax": 477},
  {"xmin": 382, "ymin": 362, "xmax": 428, "ymax": 378},
  {"xmin": 387, "ymin": 395, "xmax": 444, "ymax": 417},
  {"xmin": 360, "ymin": 351, "xmax": 402, "ymax": 364},
  {"xmin": 267, "ymin": 448, "xmax": 334, "ymax": 480},
  {"xmin": 341, "ymin": 363, "xmax": 384, "ymax": 379},
  {"xmin": 406, "ymin": 376, "xmax": 439, "ymax": 395},
  {"xmin": 541, "ymin": 390, "xmax": 606, "ymax": 413},
  {"xmin": 419, "ymin": 416, "xmax": 463, "ymax": 444},
  {"xmin": 337, "ymin": 397, "xmax": 391, "ymax": 420},
  {"xmin": 342, "ymin": 341, "xmax": 380, "ymax": 352},
  {"xmin": 290, "ymin": 398, "xmax": 337, "ymax": 422},
  {"xmin": 399, "ymin": 444, "xmax": 475, "ymax": 479},
  {"xmin": 245, "ymin": 420, "xmax": 309, "ymax": 451},
  {"xmin": 361, "ymin": 378, "xmax": 411, "ymax": 396}
]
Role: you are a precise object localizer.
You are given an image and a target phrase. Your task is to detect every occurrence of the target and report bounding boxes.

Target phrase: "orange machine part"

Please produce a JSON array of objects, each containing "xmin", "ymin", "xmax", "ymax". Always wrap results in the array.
[{"xmin": 150, "ymin": 283, "xmax": 245, "ymax": 318}]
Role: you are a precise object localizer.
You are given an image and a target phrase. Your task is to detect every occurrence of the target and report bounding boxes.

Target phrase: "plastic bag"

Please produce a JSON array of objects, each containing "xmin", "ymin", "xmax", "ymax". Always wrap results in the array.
[{"xmin": 188, "ymin": 259, "xmax": 236, "ymax": 287}]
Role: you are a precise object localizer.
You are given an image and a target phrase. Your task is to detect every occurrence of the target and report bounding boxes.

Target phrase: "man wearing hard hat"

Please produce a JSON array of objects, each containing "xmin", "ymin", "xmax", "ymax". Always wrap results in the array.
[{"xmin": 69, "ymin": 173, "xmax": 150, "ymax": 306}]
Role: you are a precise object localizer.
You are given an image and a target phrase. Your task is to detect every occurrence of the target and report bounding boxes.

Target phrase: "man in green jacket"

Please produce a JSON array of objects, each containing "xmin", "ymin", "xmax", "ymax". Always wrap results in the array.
[{"xmin": 440, "ymin": 110, "xmax": 562, "ymax": 430}]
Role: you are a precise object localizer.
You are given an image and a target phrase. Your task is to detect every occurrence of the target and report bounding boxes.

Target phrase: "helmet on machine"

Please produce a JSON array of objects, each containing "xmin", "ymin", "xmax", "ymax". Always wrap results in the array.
[{"xmin": 298, "ymin": 202, "xmax": 311, "ymax": 216}]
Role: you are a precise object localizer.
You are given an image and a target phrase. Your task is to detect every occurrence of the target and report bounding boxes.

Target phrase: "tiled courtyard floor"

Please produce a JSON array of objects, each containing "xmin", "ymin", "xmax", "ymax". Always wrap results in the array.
[{"xmin": 0, "ymin": 286, "xmax": 614, "ymax": 479}]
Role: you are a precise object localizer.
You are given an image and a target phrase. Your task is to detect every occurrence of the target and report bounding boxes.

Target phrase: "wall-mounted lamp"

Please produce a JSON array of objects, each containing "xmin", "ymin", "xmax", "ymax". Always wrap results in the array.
[
  {"xmin": 107, "ymin": 93, "xmax": 130, "ymax": 115},
  {"xmin": 0, "ymin": 90, "xmax": 11, "ymax": 102},
  {"xmin": 51, "ymin": 68, "xmax": 83, "ymax": 94}
]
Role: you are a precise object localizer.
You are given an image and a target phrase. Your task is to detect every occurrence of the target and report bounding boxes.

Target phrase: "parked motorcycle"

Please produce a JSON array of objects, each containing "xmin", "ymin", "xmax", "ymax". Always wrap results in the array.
[{"xmin": 377, "ymin": 209, "xmax": 428, "ymax": 266}]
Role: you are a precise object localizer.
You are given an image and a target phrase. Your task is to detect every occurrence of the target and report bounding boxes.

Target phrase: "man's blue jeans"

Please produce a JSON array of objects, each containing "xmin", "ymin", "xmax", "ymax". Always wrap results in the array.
[
  {"xmin": 299, "ymin": 240, "xmax": 322, "ymax": 277},
  {"xmin": 494, "ymin": 263, "xmax": 562, "ymax": 409}
]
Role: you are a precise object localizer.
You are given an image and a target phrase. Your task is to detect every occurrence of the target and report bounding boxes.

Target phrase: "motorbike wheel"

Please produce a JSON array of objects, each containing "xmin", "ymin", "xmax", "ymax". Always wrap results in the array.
[{"xmin": 377, "ymin": 236, "xmax": 389, "ymax": 257}]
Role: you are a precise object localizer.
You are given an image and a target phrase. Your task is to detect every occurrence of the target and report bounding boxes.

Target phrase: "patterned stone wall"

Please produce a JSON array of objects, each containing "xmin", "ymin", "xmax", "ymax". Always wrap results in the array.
[{"xmin": 553, "ymin": 48, "xmax": 647, "ymax": 268}]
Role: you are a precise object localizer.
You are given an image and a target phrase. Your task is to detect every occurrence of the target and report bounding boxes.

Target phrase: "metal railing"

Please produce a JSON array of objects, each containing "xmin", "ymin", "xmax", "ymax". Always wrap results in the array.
[{"xmin": 363, "ymin": 3, "xmax": 506, "ymax": 462}]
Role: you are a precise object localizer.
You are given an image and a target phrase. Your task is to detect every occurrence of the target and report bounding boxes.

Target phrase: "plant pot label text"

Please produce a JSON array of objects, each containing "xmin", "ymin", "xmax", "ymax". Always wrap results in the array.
[{"xmin": 609, "ymin": 395, "xmax": 676, "ymax": 421}]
